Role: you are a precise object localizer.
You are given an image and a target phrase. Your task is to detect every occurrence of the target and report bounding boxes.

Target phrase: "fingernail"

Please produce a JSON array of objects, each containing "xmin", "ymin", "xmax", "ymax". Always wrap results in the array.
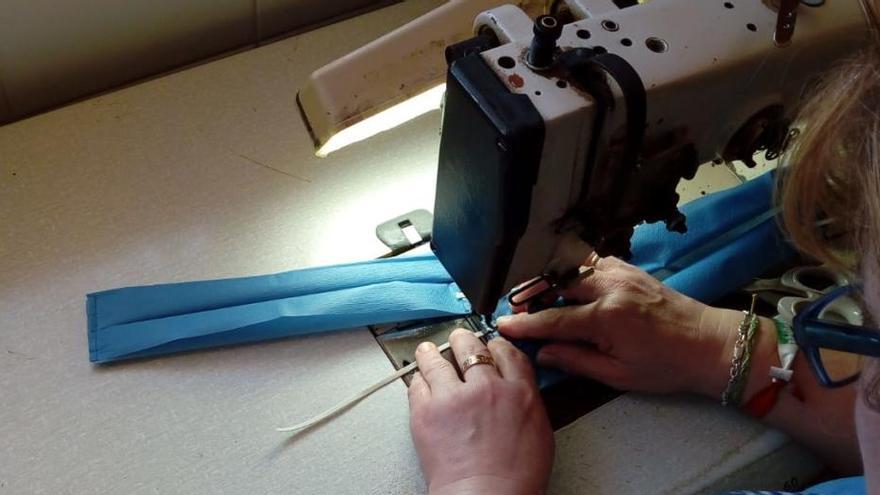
[
  {"xmin": 496, "ymin": 315, "xmax": 512, "ymax": 327},
  {"xmin": 417, "ymin": 342, "xmax": 436, "ymax": 353},
  {"xmin": 449, "ymin": 328, "xmax": 472, "ymax": 338}
]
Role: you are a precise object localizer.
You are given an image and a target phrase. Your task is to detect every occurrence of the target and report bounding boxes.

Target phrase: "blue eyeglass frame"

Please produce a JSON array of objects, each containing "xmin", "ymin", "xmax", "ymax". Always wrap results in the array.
[{"xmin": 792, "ymin": 284, "xmax": 880, "ymax": 388}]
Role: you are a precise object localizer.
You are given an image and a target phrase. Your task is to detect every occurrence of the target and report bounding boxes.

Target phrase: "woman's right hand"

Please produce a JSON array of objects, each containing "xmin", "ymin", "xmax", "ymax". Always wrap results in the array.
[
  {"xmin": 408, "ymin": 330, "xmax": 554, "ymax": 495},
  {"xmin": 497, "ymin": 256, "xmax": 746, "ymax": 399}
]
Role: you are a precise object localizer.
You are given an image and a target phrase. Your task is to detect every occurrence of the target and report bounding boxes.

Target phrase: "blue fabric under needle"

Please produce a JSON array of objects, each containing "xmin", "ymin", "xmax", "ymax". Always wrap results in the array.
[{"xmin": 87, "ymin": 171, "xmax": 793, "ymax": 364}]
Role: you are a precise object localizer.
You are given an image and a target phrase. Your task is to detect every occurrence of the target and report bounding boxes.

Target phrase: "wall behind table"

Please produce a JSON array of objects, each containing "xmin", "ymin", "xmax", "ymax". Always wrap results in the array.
[{"xmin": 0, "ymin": 0, "xmax": 396, "ymax": 125}]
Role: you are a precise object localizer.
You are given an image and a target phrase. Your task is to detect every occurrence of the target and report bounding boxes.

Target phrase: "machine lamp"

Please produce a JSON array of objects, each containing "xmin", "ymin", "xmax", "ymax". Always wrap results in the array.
[{"xmin": 297, "ymin": 0, "xmax": 547, "ymax": 157}]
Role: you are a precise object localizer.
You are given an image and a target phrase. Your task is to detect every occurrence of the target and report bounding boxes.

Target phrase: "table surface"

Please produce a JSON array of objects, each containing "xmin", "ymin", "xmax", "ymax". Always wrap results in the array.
[{"xmin": 0, "ymin": 2, "xmax": 816, "ymax": 494}]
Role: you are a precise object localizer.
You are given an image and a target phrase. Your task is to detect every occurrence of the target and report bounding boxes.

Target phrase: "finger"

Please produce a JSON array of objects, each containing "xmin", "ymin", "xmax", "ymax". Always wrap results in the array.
[
  {"xmin": 407, "ymin": 371, "xmax": 430, "ymax": 409},
  {"xmin": 414, "ymin": 341, "xmax": 460, "ymax": 393},
  {"xmin": 557, "ymin": 270, "xmax": 614, "ymax": 303},
  {"xmin": 584, "ymin": 254, "xmax": 634, "ymax": 274},
  {"xmin": 592, "ymin": 255, "xmax": 627, "ymax": 271},
  {"xmin": 508, "ymin": 276, "xmax": 551, "ymax": 307},
  {"xmin": 509, "ymin": 276, "xmax": 559, "ymax": 314},
  {"xmin": 559, "ymin": 259, "xmax": 647, "ymax": 303},
  {"xmin": 537, "ymin": 343, "xmax": 621, "ymax": 386},
  {"xmin": 579, "ymin": 253, "xmax": 632, "ymax": 274},
  {"xmin": 488, "ymin": 336, "xmax": 536, "ymax": 384},
  {"xmin": 497, "ymin": 305, "xmax": 596, "ymax": 341},
  {"xmin": 511, "ymin": 291, "xmax": 559, "ymax": 314},
  {"xmin": 448, "ymin": 328, "xmax": 499, "ymax": 383}
]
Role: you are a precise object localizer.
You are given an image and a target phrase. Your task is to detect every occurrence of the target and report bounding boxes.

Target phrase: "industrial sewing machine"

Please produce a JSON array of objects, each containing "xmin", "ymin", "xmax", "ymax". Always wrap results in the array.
[
  {"xmin": 430, "ymin": 0, "xmax": 873, "ymax": 318},
  {"xmin": 298, "ymin": 0, "xmax": 874, "ymax": 420},
  {"xmin": 300, "ymin": 0, "xmax": 872, "ymax": 319}
]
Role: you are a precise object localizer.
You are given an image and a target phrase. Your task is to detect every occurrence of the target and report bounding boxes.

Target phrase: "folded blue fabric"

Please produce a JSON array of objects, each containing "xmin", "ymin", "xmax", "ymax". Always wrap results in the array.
[
  {"xmin": 806, "ymin": 476, "xmax": 867, "ymax": 495},
  {"xmin": 87, "ymin": 171, "xmax": 794, "ymax": 364},
  {"xmin": 88, "ymin": 255, "xmax": 471, "ymax": 363},
  {"xmin": 631, "ymin": 170, "xmax": 795, "ymax": 300}
]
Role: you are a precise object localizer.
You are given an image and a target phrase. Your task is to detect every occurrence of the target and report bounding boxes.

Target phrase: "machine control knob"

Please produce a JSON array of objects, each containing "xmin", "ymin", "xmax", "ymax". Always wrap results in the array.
[{"xmin": 528, "ymin": 15, "xmax": 563, "ymax": 69}]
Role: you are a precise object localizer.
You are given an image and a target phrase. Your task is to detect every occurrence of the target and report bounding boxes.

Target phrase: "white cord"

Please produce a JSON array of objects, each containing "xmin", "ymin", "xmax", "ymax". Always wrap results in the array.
[{"xmin": 277, "ymin": 330, "xmax": 486, "ymax": 433}]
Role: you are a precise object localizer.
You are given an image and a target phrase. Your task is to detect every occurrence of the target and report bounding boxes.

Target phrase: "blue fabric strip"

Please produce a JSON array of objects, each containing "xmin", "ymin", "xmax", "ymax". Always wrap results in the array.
[
  {"xmin": 629, "ymin": 170, "xmax": 795, "ymax": 301},
  {"xmin": 806, "ymin": 476, "xmax": 867, "ymax": 495},
  {"xmin": 88, "ymin": 255, "xmax": 471, "ymax": 363},
  {"xmin": 87, "ymin": 171, "xmax": 795, "ymax": 364}
]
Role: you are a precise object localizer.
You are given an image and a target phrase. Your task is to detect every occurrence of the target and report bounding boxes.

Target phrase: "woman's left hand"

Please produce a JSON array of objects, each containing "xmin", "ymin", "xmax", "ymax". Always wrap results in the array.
[
  {"xmin": 498, "ymin": 256, "xmax": 738, "ymax": 398},
  {"xmin": 409, "ymin": 329, "xmax": 554, "ymax": 495}
]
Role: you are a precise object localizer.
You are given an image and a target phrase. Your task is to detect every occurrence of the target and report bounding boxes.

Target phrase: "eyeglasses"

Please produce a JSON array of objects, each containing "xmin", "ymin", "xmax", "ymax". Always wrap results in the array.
[{"xmin": 793, "ymin": 285, "xmax": 880, "ymax": 388}]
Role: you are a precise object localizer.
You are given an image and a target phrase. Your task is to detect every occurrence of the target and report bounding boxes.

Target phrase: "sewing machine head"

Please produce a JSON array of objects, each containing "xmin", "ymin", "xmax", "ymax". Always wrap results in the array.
[{"xmin": 430, "ymin": 0, "xmax": 872, "ymax": 315}]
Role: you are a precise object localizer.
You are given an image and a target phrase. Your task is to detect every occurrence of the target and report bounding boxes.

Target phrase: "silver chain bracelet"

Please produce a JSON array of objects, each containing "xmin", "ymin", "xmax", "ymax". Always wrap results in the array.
[{"xmin": 721, "ymin": 295, "xmax": 760, "ymax": 407}]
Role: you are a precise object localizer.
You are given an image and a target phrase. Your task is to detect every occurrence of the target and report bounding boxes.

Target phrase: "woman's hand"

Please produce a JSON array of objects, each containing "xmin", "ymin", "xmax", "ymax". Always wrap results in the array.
[
  {"xmin": 409, "ymin": 329, "xmax": 554, "ymax": 495},
  {"xmin": 498, "ymin": 256, "xmax": 743, "ymax": 399}
]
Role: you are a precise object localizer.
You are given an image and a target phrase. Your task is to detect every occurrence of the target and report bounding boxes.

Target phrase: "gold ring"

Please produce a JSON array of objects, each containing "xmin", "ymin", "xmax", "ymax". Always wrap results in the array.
[
  {"xmin": 586, "ymin": 251, "xmax": 602, "ymax": 267},
  {"xmin": 461, "ymin": 354, "xmax": 496, "ymax": 374}
]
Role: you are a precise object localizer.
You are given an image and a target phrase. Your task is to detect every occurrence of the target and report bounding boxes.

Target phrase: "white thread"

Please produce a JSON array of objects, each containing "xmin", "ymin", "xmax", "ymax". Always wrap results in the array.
[{"xmin": 277, "ymin": 330, "xmax": 486, "ymax": 433}]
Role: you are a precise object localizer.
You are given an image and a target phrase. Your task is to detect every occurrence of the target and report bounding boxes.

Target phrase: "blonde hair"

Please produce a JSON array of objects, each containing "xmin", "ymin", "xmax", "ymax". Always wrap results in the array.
[
  {"xmin": 781, "ymin": 46, "xmax": 880, "ymax": 273},
  {"xmin": 781, "ymin": 3, "xmax": 880, "ymax": 406}
]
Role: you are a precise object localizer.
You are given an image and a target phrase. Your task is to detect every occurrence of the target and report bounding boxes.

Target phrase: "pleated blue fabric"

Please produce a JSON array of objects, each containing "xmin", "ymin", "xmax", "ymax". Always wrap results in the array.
[{"xmin": 87, "ymin": 172, "xmax": 792, "ymax": 364}]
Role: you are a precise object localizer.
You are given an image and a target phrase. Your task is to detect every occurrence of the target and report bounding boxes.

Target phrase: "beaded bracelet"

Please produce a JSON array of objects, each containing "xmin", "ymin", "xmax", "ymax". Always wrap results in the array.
[{"xmin": 721, "ymin": 295, "xmax": 760, "ymax": 407}]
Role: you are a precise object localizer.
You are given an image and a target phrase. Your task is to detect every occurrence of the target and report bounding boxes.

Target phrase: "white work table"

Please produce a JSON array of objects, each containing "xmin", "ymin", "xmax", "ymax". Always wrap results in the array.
[{"xmin": 0, "ymin": 1, "xmax": 814, "ymax": 493}]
